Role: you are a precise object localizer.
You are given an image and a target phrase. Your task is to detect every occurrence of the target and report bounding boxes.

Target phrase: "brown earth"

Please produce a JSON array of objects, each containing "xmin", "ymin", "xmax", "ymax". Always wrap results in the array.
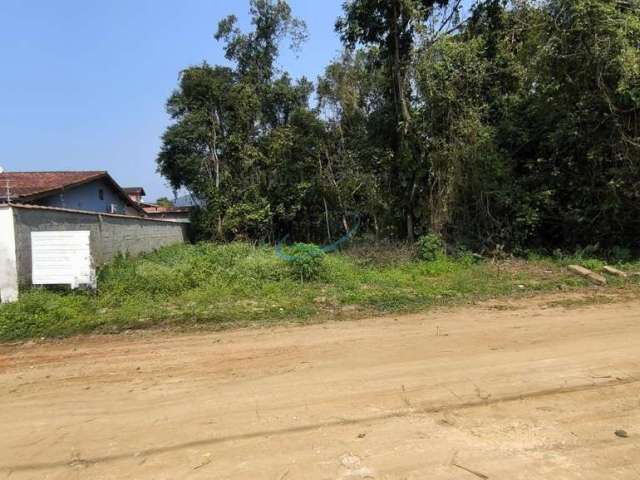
[{"xmin": 1, "ymin": 292, "xmax": 640, "ymax": 479}]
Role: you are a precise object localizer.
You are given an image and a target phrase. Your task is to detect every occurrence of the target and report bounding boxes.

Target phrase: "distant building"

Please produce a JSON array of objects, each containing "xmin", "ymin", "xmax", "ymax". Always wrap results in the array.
[
  {"xmin": 140, "ymin": 204, "xmax": 192, "ymax": 223},
  {"xmin": 123, "ymin": 187, "xmax": 146, "ymax": 204},
  {"xmin": 0, "ymin": 171, "xmax": 144, "ymax": 216},
  {"xmin": 121, "ymin": 185, "xmax": 192, "ymax": 223}
]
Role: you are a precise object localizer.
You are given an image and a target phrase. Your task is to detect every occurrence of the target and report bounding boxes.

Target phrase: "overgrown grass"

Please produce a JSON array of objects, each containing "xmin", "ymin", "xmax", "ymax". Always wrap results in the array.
[{"xmin": 1, "ymin": 242, "xmax": 638, "ymax": 341}]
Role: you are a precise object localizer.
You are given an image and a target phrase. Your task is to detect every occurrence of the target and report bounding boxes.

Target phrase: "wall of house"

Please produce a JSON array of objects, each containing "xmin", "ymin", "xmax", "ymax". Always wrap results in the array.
[
  {"xmin": 1, "ymin": 205, "xmax": 187, "ymax": 293},
  {"xmin": 36, "ymin": 178, "xmax": 137, "ymax": 215}
]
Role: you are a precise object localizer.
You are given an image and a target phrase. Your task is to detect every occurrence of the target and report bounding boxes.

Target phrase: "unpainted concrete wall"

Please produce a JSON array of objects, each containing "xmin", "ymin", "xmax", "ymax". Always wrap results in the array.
[{"xmin": 9, "ymin": 205, "xmax": 187, "ymax": 286}]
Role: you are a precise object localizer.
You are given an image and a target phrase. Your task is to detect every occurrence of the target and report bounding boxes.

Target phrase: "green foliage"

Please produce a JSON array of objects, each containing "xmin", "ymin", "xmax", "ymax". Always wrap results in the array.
[
  {"xmin": 3, "ymin": 242, "xmax": 633, "ymax": 341},
  {"xmin": 494, "ymin": 0, "xmax": 640, "ymax": 249},
  {"xmin": 0, "ymin": 242, "xmax": 639, "ymax": 341},
  {"xmin": 417, "ymin": 233, "xmax": 445, "ymax": 261},
  {"xmin": 155, "ymin": 197, "xmax": 174, "ymax": 207},
  {"xmin": 157, "ymin": 1, "xmax": 323, "ymax": 242},
  {"xmin": 285, "ymin": 243, "xmax": 326, "ymax": 281},
  {"xmin": 0, "ymin": 290, "xmax": 98, "ymax": 341},
  {"xmin": 156, "ymin": 0, "xmax": 640, "ymax": 252},
  {"xmin": 581, "ymin": 259, "xmax": 606, "ymax": 272},
  {"xmin": 6, "ymin": 1, "xmax": 640, "ymax": 342},
  {"xmin": 609, "ymin": 246, "xmax": 632, "ymax": 264}
]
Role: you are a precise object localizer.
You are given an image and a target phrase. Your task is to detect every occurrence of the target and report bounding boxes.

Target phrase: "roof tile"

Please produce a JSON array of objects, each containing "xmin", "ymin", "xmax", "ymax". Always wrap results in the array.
[{"xmin": 0, "ymin": 171, "xmax": 106, "ymax": 199}]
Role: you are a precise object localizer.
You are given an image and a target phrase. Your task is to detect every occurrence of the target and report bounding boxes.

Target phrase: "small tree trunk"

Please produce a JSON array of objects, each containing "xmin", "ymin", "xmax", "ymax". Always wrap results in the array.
[
  {"xmin": 406, "ymin": 213, "xmax": 414, "ymax": 242},
  {"xmin": 342, "ymin": 215, "xmax": 350, "ymax": 234},
  {"xmin": 391, "ymin": 0, "xmax": 411, "ymax": 128},
  {"xmin": 373, "ymin": 214, "xmax": 380, "ymax": 242},
  {"xmin": 323, "ymin": 197, "xmax": 332, "ymax": 242}
]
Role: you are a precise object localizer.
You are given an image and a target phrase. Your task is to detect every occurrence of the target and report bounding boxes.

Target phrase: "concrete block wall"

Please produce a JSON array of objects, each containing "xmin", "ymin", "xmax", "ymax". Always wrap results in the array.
[{"xmin": 1, "ymin": 204, "xmax": 188, "ymax": 300}]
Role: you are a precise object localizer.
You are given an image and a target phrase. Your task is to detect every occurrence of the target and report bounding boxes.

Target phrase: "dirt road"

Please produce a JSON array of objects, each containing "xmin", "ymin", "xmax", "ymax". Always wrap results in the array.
[{"xmin": 1, "ymin": 294, "xmax": 640, "ymax": 479}]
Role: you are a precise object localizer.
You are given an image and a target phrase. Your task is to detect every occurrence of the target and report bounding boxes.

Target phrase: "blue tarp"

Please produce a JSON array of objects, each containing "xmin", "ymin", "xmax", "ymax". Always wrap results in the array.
[{"xmin": 275, "ymin": 216, "xmax": 361, "ymax": 261}]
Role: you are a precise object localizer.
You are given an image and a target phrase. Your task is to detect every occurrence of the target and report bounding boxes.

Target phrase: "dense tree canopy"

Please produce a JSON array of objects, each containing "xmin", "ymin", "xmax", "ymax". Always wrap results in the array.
[{"xmin": 158, "ymin": 0, "xmax": 640, "ymax": 253}]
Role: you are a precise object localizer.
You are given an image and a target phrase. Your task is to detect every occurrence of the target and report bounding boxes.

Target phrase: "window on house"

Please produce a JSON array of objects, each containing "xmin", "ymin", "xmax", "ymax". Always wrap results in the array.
[{"xmin": 98, "ymin": 189, "xmax": 104, "ymax": 200}]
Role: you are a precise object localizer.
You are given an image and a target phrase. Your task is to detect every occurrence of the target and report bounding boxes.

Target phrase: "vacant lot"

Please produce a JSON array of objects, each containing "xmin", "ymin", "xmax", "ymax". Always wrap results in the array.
[
  {"xmin": 1, "ymin": 292, "xmax": 639, "ymax": 479},
  {"xmin": 2, "ymin": 242, "xmax": 638, "ymax": 341}
]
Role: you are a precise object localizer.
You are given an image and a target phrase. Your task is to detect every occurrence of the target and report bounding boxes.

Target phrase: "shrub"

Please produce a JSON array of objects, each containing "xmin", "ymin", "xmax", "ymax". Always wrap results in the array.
[
  {"xmin": 417, "ymin": 233, "xmax": 445, "ymax": 262},
  {"xmin": 581, "ymin": 258, "xmax": 605, "ymax": 272},
  {"xmin": 286, "ymin": 243, "xmax": 326, "ymax": 281},
  {"xmin": 609, "ymin": 246, "xmax": 632, "ymax": 264}
]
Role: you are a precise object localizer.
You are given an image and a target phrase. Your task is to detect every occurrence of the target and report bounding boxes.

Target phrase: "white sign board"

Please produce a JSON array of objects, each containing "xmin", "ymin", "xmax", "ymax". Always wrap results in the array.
[{"xmin": 31, "ymin": 231, "xmax": 95, "ymax": 288}]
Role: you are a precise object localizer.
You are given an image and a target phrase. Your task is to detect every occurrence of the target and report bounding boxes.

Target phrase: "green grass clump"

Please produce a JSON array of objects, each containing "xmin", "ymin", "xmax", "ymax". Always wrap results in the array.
[
  {"xmin": 284, "ymin": 243, "xmax": 326, "ymax": 281},
  {"xmin": 1, "ymin": 242, "xmax": 638, "ymax": 341},
  {"xmin": 0, "ymin": 289, "xmax": 100, "ymax": 340}
]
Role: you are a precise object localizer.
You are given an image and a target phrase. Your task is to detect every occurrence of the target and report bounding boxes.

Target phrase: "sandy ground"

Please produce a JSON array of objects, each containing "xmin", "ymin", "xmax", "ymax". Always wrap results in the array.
[{"xmin": 1, "ymin": 293, "xmax": 640, "ymax": 479}]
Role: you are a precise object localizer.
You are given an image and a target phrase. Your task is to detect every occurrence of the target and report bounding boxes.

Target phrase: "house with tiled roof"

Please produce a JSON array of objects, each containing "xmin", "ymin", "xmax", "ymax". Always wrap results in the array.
[
  {"xmin": 123, "ymin": 187, "xmax": 146, "ymax": 203},
  {"xmin": 121, "ymin": 187, "xmax": 193, "ymax": 223},
  {"xmin": 139, "ymin": 203, "xmax": 192, "ymax": 222},
  {"xmin": 0, "ymin": 171, "xmax": 144, "ymax": 216},
  {"xmin": 0, "ymin": 171, "xmax": 190, "ymax": 303}
]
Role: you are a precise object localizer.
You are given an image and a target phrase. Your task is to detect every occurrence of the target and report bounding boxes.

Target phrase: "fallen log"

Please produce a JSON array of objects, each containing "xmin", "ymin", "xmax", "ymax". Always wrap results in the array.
[
  {"xmin": 603, "ymin": 266, "xmax": 628, "ymax": 278},
  {"xmin": 568, "ymin": 265, "xmax": 607, "ymax": 286}
]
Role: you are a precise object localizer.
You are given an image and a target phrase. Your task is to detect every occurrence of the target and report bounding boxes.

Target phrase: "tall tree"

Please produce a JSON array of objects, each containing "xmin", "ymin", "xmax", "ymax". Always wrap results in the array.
[
  {"xmin": 158, "ymin": 1, "xmax": 314, "ymax": 241},
  {"xmin": 336, "ymin": 0, "xmax": 464, "ymax": 239},
  {"xmin": 157, "ymin": 0, "xmax": 640, "ymax": 252},
  {"xmin": 486, "ymin": 0, "xmax": 640, "ymax": 248},
  {"xmin": 318, "ymin": 51, "xmax": 388, "ymax": 238},
  {"xmin": 215, "ymin": 0, "xmax": 307, "ymax": 87},
  {"xmin": 157, "ymin": 64, "xmax": 254, "ymax": 237}
]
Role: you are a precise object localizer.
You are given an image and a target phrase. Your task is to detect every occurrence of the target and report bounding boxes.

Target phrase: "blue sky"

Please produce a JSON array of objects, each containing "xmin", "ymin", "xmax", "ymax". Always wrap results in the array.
[{"xmin": 0, "ymin": 1, "xmax": 344, "ymax": 201}]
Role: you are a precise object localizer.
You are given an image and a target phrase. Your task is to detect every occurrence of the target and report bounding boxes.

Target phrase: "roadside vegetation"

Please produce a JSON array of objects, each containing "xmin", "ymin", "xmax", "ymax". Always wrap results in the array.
[
  {"xmin": 3, "ymin": 1, "xmax": 637, "ymax": 342},
  {"xmin": 1, "ymin": 241, "xmax": 638, "ymax": 341}
]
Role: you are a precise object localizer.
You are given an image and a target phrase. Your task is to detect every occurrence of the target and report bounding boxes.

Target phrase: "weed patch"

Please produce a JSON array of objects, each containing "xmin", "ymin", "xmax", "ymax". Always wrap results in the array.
[{"xmin": 1, "ymin": 242, "xmax": 639, "ymax": 341}]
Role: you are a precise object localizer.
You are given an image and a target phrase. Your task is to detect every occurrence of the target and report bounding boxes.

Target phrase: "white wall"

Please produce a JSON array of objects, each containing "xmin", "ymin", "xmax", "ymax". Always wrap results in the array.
[{"xmin": 0, "ymin": 208, "xmax": 18, "ymax": 303}]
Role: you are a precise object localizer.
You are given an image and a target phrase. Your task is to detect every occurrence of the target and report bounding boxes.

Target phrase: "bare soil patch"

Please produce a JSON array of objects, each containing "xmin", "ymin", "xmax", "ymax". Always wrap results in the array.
[{"xmin": 1, "ymin": 291, "xmax": 640, "ymax": 479}]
